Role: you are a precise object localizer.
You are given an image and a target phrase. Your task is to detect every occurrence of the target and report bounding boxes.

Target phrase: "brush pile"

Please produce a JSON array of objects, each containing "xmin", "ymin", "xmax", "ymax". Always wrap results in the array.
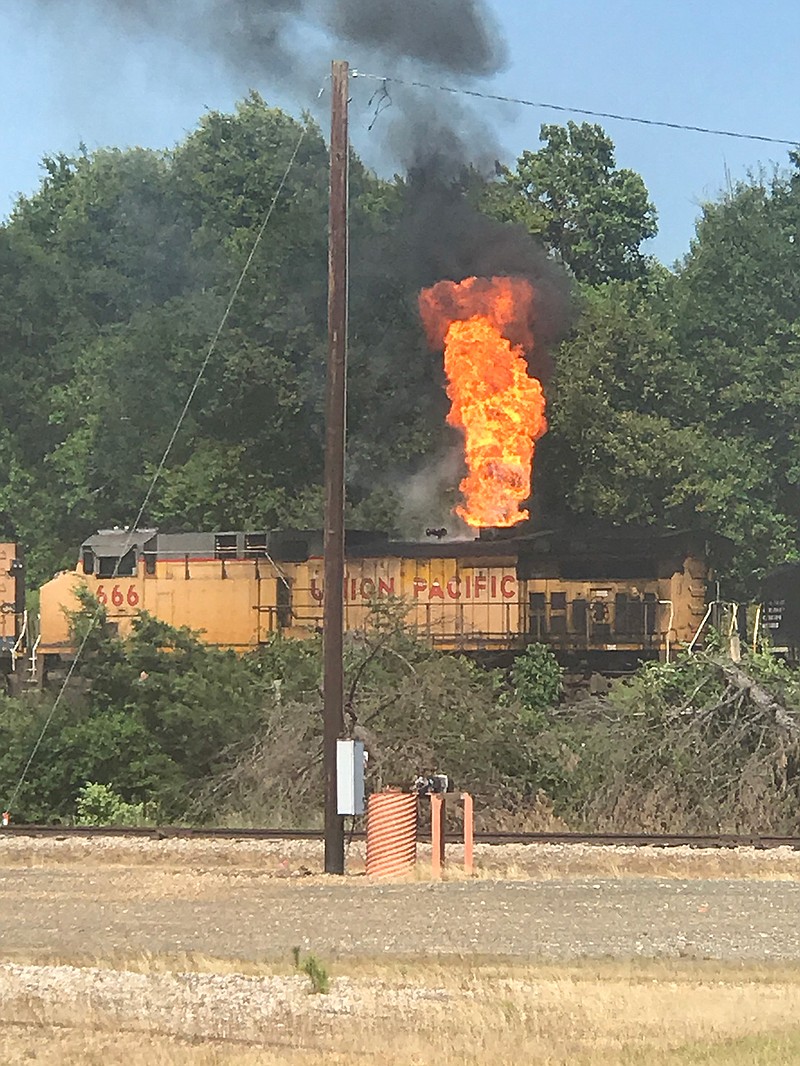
[{"xmin": 567, "ymin": 648, "xmax": 800, "ymax": 833}]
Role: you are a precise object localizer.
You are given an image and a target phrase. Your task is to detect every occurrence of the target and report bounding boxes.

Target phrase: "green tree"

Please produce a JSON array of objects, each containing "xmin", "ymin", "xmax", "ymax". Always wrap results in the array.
[
  {"xmin": 75, "ymin": 781, "xmax": 145, "ymax": 826},
  {"xmin": 538, "ymin": 272, "xmax": 796, "ymax": 591},
  {"xmin": 0, "ymin": 93, "xmax": 436, "ymax": 578},
  {"xmin": 670, "ymin": 160, "xmax": 800, "ymax": 579},
  {"xmin": 483, "ymin": 122, "xmax": 658, "ymax": 283},
  {"xmin": 0, "ymin": 595, "xmax": 283, "ymax": 822}
]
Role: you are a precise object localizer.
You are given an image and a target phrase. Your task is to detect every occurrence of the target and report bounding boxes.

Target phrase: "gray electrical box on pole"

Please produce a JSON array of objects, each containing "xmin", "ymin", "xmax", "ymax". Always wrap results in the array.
[{"xmin": 336, "ymin": 739, "xmax": 365, "ymax": 816}]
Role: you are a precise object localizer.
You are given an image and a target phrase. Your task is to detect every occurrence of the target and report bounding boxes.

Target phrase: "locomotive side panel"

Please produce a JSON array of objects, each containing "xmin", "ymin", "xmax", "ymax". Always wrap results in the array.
[
  {"xmin": 40, "ymin": 556, "xmax": 277, "ymax": 654},
  {"xmin": 668, "ymin": 551, "xmax": 710, "ymax": 645},
  {"xmin": 39, "ymin": 571, "xmax": 85, "ymax": 655},
  {"xmin": 518, "ymin": 549, "xmax": 709, "ymax": 659},
  {"xmin": 0, "ymin": 542, "xmax": 23, "ymax": 672},
  {"xmin": 521, "ymin": 576, "xmax": 664, "ymax": 653},
  {"xmin": 293, "ymin": 555, "xmax": 523, "ymax": 650},
  {"xmin": 151, "ymin": 567, "xmax": 258, "ymax": 649}
]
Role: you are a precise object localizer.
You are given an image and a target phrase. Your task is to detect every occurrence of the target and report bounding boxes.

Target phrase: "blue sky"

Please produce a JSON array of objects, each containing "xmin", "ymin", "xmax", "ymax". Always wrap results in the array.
[{"xmin": 1, "ymin": 0, "xmax": 798, "ymax": 266}]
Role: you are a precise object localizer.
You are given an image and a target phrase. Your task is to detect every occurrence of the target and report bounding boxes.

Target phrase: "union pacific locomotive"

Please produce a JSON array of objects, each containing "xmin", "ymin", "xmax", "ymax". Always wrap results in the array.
[{"xmin": 35, "ymin": 523, "xmax": 719, "ymax": 673}]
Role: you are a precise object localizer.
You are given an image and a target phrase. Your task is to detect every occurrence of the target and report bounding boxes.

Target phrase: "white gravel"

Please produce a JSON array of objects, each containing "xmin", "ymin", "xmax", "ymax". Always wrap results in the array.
[{"xmin": 0, "ymin": 962, "xmax": 451, "ymax": 1043}]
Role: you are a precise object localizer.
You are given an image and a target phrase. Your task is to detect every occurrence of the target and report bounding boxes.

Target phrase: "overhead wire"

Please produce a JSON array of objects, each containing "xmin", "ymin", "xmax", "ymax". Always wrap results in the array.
[
  {"xmin": 4, "ymin": 94, "xmax": 322, "ymax": 816},
  {"xmin": 351, "ymin": 70, "xmax": 798, "ymax": 147}
]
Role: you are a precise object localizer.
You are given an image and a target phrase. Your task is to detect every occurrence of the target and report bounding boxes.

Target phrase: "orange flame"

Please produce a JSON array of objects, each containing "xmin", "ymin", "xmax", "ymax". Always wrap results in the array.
[{"xmin": 418, "ymin": 276, "xmax": 546, "ymax": 528}]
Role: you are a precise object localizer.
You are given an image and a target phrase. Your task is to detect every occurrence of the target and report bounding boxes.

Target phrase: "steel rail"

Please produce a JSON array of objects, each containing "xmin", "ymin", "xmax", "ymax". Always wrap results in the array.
[{"xmin": 2, "ymin": 825, "xmax": 800, "ymax": 850}]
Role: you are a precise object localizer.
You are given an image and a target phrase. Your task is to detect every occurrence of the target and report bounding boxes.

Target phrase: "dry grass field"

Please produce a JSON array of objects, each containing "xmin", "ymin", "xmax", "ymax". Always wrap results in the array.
[
  {"xmin": 2, "ymin": 836, "xmax": 800, "ymax": 1063},
  {"xmin": 2, "ymin": 956, "xmax": 800, "ymax": 1064}
]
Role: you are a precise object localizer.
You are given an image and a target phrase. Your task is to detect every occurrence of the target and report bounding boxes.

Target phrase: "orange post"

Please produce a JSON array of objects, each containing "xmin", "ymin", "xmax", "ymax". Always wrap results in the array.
[
  {"xmin": 430, "ymin": 793, "xmax": 445, "ymax": 878},
  {"xmin": 461, "ymin": 792, "xmax": 474, "ymax": 875}
]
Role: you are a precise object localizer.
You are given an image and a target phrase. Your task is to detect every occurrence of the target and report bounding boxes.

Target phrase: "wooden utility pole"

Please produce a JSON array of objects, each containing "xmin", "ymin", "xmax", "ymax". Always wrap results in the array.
[{"xmin": 323, "ymin": 59, "xmax": 349, "ymax": 875}]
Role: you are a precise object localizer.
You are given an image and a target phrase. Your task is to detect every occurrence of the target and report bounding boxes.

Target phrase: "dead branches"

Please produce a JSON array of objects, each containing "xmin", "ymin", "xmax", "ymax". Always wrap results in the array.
[
  {"xmin": 575, "ymin": 651, "xmax": 800, "ymax": 834},
  {"xmin": 710, "ymin": 658, "xmax": 800, "ymax": 739}
]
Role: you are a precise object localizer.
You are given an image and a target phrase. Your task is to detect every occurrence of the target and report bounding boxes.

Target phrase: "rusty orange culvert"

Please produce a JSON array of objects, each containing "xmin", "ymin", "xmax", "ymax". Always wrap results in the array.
[{"xmin": 365, "ymin": 790, "xmax": 418, "ymax": 878}]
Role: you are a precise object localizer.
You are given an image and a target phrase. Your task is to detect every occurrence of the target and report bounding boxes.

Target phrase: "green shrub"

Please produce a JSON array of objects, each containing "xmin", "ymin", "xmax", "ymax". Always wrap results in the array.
[
  {"xmin": 510, "ymin": 643, "xmax": 562, "ymax": 723},
  {"xmin": 75, "ymin": 781, "xmax": 145, "ymax": 826}
]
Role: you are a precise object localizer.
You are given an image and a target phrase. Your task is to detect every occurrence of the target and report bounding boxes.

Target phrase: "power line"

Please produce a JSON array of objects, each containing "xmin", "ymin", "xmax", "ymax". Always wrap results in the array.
[
  {"xmin": 351, "ymin": 70, "xmax": 798, "ymax": 148},
  {"xmin": 5, "ymin": 106, "xmax": 319, "ymax": 816}
]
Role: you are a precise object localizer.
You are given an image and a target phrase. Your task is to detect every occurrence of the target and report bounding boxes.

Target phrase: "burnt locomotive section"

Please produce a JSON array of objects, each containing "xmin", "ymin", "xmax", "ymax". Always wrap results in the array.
[{"xmin": 37, "ymin": 521, "xmax": 717, "ymax": 673}]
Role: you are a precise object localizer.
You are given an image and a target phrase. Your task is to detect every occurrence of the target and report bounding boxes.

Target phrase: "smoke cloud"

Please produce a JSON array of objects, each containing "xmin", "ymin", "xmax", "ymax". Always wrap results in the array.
[
  {"xmin": 395, "ymin": 447, "xmax": 472, "ymax": 541},
  {"xmin": 327, "ymin": 0, "xmax": 506, "ymax": 75},
  {"xmin": 34, "ymin": 1, "xmax": 565, "ymax": 294},
  {"xmin": 95, "ymin": 0, "xmax": 506, "ymax": 80},
  {"xmin": 31, "ymin": 0, "xmax": 507, "ymax": 173}
]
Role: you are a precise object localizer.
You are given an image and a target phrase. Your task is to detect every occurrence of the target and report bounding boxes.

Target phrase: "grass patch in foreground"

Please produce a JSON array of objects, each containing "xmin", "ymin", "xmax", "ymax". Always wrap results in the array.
[{"xmin": 619, "ymin": 1029, "xmax": 800, "ymax": 1065}]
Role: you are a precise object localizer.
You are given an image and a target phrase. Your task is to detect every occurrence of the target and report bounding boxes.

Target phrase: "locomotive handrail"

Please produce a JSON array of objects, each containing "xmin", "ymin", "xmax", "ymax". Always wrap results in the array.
[
  {"xmin": 659, "ymin": 599, "xmax": 674, "ymax": 663},
  {"xmin": 10, "ymin": 610, "xmax": 27, "ymax": 669},
  {"xmin": 752, "ymin": 603, "xmax": 762, "ymax": 652},
  {"xmin": 688, "ymin": 602, "xmax": 714, "ymax": 654},
  {"xmin": 28, "ymin": 634, "xmax": 41, "ymax": 683}
]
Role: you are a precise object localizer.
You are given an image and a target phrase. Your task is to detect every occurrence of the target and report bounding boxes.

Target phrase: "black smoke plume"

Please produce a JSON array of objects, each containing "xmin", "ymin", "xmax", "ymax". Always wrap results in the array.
[
  {"xmin": 30, "ymin": 0, "xmax": 507, "ymax": 175},
  {"xmin": 33, "ymin": 0, "xmax": 568, "ymax": 291},
  {"xmin": 102, "ymin": 0, "xmax": 507, "ymax": 80}
]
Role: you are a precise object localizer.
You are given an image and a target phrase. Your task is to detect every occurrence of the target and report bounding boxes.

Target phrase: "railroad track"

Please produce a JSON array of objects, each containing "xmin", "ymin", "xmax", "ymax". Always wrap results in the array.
[{"xmin": 2, "ymin": 824, "xmax": 800, "ymax": 849}]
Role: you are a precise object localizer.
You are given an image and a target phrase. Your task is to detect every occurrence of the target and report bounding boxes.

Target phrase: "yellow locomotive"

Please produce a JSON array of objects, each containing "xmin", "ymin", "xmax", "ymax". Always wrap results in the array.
[{"xmin": 37, "ymin": 524, "xmax": 717, "ymax": 671}]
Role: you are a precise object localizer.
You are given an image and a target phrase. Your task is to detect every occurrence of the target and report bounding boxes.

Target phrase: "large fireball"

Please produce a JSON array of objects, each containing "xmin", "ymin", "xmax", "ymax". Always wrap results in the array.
[{"xmin": 418, "ymin": 275, "xmax": 546, "ymax": 528}]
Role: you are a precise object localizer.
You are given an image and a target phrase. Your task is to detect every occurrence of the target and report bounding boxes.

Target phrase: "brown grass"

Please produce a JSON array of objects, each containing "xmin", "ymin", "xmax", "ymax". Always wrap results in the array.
[{"xmin": 1, "ymin": 956, "xmax": 800, "ymax": 1065}]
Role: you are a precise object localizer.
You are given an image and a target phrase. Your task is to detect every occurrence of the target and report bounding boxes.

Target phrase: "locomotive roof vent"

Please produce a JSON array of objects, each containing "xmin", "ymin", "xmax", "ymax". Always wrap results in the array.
[{"xmin": 85, "ymin": 528, "xmax": 157, "ymax": 551}]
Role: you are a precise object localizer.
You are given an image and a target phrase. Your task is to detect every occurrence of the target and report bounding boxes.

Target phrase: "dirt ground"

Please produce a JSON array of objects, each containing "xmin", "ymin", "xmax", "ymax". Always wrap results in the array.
[{"xmin": 1, "ymin": 835, "xmax": 800, "ymax": 963}]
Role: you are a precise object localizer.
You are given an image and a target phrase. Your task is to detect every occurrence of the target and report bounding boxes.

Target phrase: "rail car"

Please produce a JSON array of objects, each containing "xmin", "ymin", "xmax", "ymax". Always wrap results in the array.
[
  {"xmin": 758, "ymin": 563, "xmax": 800, "ymax": 659},
  {"xmin": 0, "ymin": 542, "xmax": 25, "ymax": 682},
  {"xmin": 37, "ymin": 523, "xmax": 719, "ymax": 672}
]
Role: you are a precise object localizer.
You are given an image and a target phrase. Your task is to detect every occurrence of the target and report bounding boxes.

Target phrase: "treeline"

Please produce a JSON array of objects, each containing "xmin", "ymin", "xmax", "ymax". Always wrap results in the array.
[{"xmin": 2, "ymin": 93, "xmax": 800, "ymax": 591}]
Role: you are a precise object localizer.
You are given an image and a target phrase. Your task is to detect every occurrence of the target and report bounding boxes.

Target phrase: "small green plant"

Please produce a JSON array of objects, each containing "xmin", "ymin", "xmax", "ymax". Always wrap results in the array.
[
  {"xmin": 292, "ymin": 947, "xmax": 330, "ymax": 994},
  {"xmin": 301, "ymin": 954, "xmax": 330, "ymax": 995},
  {"xmin": 75, "ymin": 782, "xmax": 145, "ymax": 826}
]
